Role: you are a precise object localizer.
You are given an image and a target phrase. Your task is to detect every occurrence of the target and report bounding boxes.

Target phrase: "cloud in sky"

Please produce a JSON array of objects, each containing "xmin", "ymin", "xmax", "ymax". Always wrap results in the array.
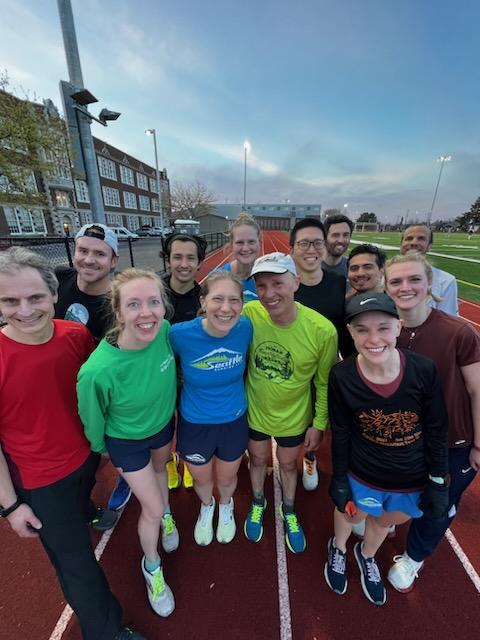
[{"xmin": 1, "ymin": 0, "xmax": 479, "ymax": 221}]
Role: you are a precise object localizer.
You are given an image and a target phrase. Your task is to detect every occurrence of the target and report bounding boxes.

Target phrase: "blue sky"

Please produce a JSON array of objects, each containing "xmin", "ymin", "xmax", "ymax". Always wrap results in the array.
[{"xmin": 1, "ymin": 0, "xmax": 479, "ymax": 222}]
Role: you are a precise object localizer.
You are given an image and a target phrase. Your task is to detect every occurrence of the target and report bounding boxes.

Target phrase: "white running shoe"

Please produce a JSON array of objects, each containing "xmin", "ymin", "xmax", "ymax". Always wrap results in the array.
[
  {"xmin": 161, "ymin": 512, "xmax": 179, "ymax": 553},
  {"xmin": 387, "ymin": 552, "xmax": 424, "ymax": 593},
  {"xmin": 194, "ymin": 497, "xmax": 215, "ymax": 546},
  {"xmin": 141, "ymin": 557, "xmax": 175, "ymax": 617},
  {"xmin": 302, "ymin": 455, "xmax": 319, "ymax": 491},
  {"xmin": 216, "ymin": 498, "xmax": 236, "ymax": 543}
]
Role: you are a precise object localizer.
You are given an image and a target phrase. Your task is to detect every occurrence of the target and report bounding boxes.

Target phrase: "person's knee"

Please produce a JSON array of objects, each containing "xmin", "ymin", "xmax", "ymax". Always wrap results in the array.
[
  {"xmin": 249, "ymin": 452, "xmax": 268, "ymax": 468},
  {"xmin": 279, "ymin": 458, "xmax": 297, "ymax": 474}
]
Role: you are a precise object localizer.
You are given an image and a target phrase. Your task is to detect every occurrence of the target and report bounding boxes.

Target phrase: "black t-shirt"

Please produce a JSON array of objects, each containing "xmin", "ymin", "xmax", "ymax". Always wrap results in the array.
[
  {"xmin": 162, "ymin": 274, "xmax": 201, "ymax": 325},
  {"xmin": 54, "ymin": 267, "xmax": 113, "ymax": 343},
  {"xmin": 294, "ymin": 270, "xmax": 354, "ymax": 357},
  {"xmin": 328, "ymin": 350, "xmax": 449, "ymax": 490}
]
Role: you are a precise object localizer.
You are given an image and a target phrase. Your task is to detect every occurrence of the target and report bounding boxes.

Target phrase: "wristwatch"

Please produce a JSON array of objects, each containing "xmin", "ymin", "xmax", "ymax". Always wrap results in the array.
[{"xmin": 0, "ymin": 498, "xmax": 23, "ymax": 517}]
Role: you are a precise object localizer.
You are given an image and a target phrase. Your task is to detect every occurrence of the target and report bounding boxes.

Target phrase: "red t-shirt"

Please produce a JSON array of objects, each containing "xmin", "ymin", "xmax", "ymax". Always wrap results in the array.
[{"xmin": 0, "ymin": 320, "xmax": 94, "ymax": 489}]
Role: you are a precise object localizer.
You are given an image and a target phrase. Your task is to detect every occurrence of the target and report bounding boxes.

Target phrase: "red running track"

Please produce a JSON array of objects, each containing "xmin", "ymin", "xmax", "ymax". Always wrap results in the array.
[{"xmin": 1, "ymin": 231, "xmax": 479, "ymax": 639}]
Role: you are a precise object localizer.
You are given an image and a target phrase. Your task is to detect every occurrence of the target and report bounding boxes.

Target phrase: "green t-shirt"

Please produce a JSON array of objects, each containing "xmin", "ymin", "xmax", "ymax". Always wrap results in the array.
[
  {"xmin": 243, "ymin": 301, "xmax": 338, "ymax": 437},
  {"xmin": 77, "ymin": 320, "xmax": 176, "ymax": 453}
]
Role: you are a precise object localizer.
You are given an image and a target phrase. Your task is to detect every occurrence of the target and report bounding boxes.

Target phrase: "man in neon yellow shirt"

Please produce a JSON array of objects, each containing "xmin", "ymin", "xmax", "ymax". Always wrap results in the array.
[{"xmin": 243, "ymin": 252, "xmax": 338, "ymax": 553}]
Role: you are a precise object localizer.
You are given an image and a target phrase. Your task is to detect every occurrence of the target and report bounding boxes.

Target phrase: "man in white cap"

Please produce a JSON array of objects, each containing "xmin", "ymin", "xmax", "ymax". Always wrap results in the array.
[
  {"xmin": 55, "ymin": 224, "xmax": 130, "ymax": 517},
  {"xmin": 242, "ymin": 252, "xmax": 338, "ymax": 553}
]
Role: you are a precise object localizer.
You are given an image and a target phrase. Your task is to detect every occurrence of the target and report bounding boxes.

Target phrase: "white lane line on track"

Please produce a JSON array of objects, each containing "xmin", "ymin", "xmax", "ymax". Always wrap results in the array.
[
  {"xmin": 48, "ymin": 518, "xmax": 121, "ymax": 640},
  {"xmin": 445, "ymin": 528, "xmax": 480, "ymax": 592},
  {"xmin": 272, "ymin": 440, "xmax": 293, "ymax": 640}
]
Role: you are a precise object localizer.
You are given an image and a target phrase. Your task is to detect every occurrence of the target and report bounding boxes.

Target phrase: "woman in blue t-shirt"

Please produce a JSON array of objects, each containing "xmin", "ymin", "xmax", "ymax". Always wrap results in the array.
[{"xmin": 169, "ymin": 271, "xmax": 253, "ymax": 546}]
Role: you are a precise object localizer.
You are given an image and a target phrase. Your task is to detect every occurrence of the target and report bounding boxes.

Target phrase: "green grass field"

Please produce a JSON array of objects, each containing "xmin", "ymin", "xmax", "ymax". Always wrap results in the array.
[{"xmin": 351, "ymin": 231, "xmax": 480, "ymax": 304}]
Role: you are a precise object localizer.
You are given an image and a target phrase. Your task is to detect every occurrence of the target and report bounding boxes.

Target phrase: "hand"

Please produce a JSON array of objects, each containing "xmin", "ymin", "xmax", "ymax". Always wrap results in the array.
[
  {"xmin": 7, "ymin": 504, "xmax": 42, "ymax": 538},
  {"xmin": 329, "ymin": 476, "xmax": 352, "ymax": 513},
  {"xmin": 419, "ymin": 480, "xmax": 450, "ymax": 519},
  {"xmin": 469, "ymin": 446, "xmax": 480, "ymax": 472},
  {"xmin": 303, "ymin": 427, "xmax": 324, "ymax": 452}
]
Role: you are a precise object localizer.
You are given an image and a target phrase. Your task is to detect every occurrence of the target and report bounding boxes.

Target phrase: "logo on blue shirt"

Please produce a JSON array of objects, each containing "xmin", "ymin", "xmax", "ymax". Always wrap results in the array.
[{"xmin": 191, "ymin": 347, "xmax": 243, "ymax": 371}]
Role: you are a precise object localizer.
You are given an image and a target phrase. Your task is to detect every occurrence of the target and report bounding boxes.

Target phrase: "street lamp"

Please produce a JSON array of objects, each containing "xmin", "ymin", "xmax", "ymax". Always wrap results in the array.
[
  {"xmin": 145, "ymin": 129, "xmax": 164, "ymax": 231},
  {"xmin": 427, "ymin": 155, "xmax": 451, "ymax": 226},
  {"xmin": 243, "ymin": 140, "xmax": 251, "ymax": 210}
]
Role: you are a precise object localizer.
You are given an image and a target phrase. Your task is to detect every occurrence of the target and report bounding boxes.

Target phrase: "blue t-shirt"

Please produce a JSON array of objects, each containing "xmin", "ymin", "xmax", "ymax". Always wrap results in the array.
[
  {"xmin": 212, "ymin": 262, "xmax": 258, "ymax": 302},
  {"xmin": 169, "ymin": 316, "xmax": 253, "ymax": 424}
]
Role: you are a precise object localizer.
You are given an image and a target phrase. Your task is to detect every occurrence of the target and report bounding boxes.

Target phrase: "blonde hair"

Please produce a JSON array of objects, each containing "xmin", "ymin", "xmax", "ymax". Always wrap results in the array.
[
  {"xmin": 228, "ymin": 211, "xmax": 261, "ymax": 243},
  {"xmin": 107, "ymin": 267, "xmax": 172, "ymax": 339},
  {"xmin": 199, "ymin": 271, "xmax": 244, "ymax": 313},
  {"xmin": 385, "ymin": 252, "xmax": 441, "ymax": 303}
]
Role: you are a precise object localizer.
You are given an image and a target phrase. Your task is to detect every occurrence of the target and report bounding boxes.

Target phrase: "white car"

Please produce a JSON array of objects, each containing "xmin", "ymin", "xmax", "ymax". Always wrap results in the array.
[{"xmin": 110, "ymin": 226, "xmax": 139, "ymax": 240}]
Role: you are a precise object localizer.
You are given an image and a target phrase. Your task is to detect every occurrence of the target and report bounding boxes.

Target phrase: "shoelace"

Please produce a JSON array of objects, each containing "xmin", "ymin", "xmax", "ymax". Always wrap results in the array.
[
  {"xmin": 331, "ymin": 548, "xmax": 346, "ymax": 574},
  {"xmin": 305, "ymin": 460, "xmax": 315, "ymax": 476},
  {"xmin": 219, "ymin": 503, "xmax": 233, "ymax": 524},
  {"xmin": 284, "ymin": 513, "xmax": 300, "ymax": 533},
  {"xmin": 365, "ymin": 557, "xmax": 381, "ymax": 583},
  {"xmin": 150, "ymin": 568, "xmax": 165, "ymax": 599},
  {"xmin": 392, "ymin": 555, "xmax": 420, "ymax": 577},
  {"xmin": 200, "ymin": 502, "xmax": 214, "ymax": 527},
  {"xmin": 250, "ymin": 503, "xmax": 264, "ymax": 524},
  {"xmin": 162, "ymin": 514, "xmax": 175, "ymax": 535}
]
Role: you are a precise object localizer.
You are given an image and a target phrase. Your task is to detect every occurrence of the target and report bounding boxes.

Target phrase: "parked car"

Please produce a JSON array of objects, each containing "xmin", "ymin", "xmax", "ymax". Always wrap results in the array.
[
  {"xmin": 110, "ymin": 226, "xmax": 139, "ymax": 240},
  {"xmin": 137, "ymin": 225, "xmax": 152, "ymax": 236}
]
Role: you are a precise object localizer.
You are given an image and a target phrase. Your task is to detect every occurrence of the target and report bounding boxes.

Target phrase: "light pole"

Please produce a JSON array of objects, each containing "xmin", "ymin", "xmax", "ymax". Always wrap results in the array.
[
  {"xmin": 427, "ymin": 155, "xmax": 451, "ymax": 226},
  {"xmin": 243, "ymin": 140, "xmax": 250, "ymax": 210},
  {"xmin": 145, "ymin": 129, "xmax": 164, "ymax": 231}
]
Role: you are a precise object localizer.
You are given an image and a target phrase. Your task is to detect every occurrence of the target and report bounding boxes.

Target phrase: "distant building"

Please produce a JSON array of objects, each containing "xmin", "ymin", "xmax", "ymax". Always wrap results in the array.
[{"xmin": 212, "ymin": 203, "xmax": 322, "ymax": 231}]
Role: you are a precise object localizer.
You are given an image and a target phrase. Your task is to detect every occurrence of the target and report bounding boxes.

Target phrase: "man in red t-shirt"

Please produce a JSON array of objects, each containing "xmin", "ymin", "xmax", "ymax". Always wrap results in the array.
[{"xmin": 0, "ymin": 247, "xmax": 143, "ymax": 640}]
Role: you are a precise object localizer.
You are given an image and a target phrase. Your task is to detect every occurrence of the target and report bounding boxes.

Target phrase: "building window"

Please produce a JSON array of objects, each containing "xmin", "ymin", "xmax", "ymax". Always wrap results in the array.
[
  {"xmin": 4, "ymin": 206, "xmax": 47, "ymax": 235},
  {"xmin": 138, "ymin": 195, "xmax": 151, "ymax": 211},
  {"xmin": 141, "ymin": 216, "xmax": 152, "ymax": 225},
  {"xmin": 151, "ymin": 197, "xmax": 160, "ymax": 212},
  {"xmin": 127, "ymin": 215, "xmax": 140, "ymax": 231},
  {"xmin": 120, "ymin": 165, "xmax": 134, "ymax": 186},
  {"xmin": 136, "ymin": 172, "xmax": 148, "ymax": 190},
  {"xmin": 80, "ymin": 211, "xmax": 93, "ymax": 225},
  {"xmin": 106, "ymin": 213, "xmax": 123, "ymax": 226},
  {"xmin": 97, "ymin": 156, "xmax": 117, "ymax": 180},
  {"xmin": 123, "ymin": 191, "xmax": 137, "ymax": 209},
  {"xmin": 102, "ymin": 186, "xmax": 120, "ymax": 207},
  {"xmin": 74, "ymin": 179, "xmax": 90, "ymax": 203},
  {"xmin": 54, "ymin": 190, "xmax": 71, "ymax": 208},
  {"xmin": 149, "ymin": 177, "xmax": 159, "ymax": 193}
]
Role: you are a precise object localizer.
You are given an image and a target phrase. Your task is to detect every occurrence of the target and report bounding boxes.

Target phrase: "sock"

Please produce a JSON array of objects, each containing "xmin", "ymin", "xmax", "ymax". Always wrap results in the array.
[
  {"xmin": 253, "ymin": 490, "xmax": 265, "ymax": 505},
  {"xmin": 145, "ymin": 556, "xmax": 161, "ymax": 573},
  {"xmin": 305, "ymin": 451, "xmax": 315, "ymax": 461},
  {"xmin": 163, "ymin": 505, "xmax": 171, "ymax": 517},
  {"xmin": 282, "ymin": 498, "xmax": 294, "ymax": 514}
]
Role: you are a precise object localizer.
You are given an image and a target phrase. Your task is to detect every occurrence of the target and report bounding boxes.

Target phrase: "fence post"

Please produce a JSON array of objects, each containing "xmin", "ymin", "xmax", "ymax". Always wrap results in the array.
[
  {"xmin": 64, "ymin": 237, "xmax": 74, "ymax": 267},
  {"xmin": 128, "ymin": 238, "xmax": 135, "ymax": 266}
]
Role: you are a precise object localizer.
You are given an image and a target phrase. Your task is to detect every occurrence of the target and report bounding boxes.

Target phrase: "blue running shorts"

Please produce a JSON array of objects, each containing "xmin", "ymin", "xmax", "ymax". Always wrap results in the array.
[
  {"xmin": 178, "ymin": 412, "xmax": 248, "ymax": 465},
  {"xmin": 348, "ymin": 474, "xmax": 423, "ymax": 518}
]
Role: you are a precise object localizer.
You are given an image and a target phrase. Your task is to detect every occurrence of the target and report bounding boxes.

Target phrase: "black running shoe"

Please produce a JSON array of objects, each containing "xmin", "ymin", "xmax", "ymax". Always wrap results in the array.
[
  {"xmin": 353, "ymin": 541, "xmax": 386, "ymax": 605},
  {"xmin": 88, "ymin": 506, "xmax": 118, "ymax": 531},
  {"xmin": 115, "ymin": 626, "xmax": 146, "ymax": 640},
  {"xmin": 324, "ymin": 538, "xmax": 348, "ymax": 595}
]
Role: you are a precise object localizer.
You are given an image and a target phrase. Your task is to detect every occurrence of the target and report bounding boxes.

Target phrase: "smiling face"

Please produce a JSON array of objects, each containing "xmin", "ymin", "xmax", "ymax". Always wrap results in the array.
[
  {"xmin": 0, "ymin": 267, "xmax": 56, "ymax": 344},
  {"xmin": 201, "ymin": 277, "xmax": 243, "ymax": 337},
  {"xmin": 167, "ymin": 239, "xmax": 200, "ymax": 288},
  {"xmin": 117, "ymin": 277, "xmax": 165, "ymax": 349},
  {"xmin": 254, "ymin": 271, "xmax": 300, "ymax": 326},
  {"xmin": 385, "ymin": 261, "xmax": 430, "ymax": 312},
  {"xmin": 348, "ymin": 253, "xmax": 384, "ymax": 293},
  {"xmin": 400, "ymin": 225, "xmax": 432, "ymax": 255},
  {"xmin": 231, "ymin": 224, "xmax": 261, "ymax": 268},
  {"xmin": 348, "ymin": 311, "xmax": 402, "ymax": 366},
  {"xmin": 325, "ymin": 222, "xmax": 351, "ymax": 258},
  {"xmin": 74, "ymin": 236, "xmax": 118, "ymax": 287},
  {"xmin": 291, "ymin": 226, "xmax": 325, "ymax": 276}
]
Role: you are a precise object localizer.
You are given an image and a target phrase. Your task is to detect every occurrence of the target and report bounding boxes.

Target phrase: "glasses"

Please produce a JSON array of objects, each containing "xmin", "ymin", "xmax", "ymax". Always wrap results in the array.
[{"xmin": 295, "ymin": 239, "xmax": 325, "ymax": 251}]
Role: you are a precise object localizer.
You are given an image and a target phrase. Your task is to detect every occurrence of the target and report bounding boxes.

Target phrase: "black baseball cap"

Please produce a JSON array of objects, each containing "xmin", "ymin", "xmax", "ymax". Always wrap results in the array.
[{"xmin": 345, "ymin": 292, "xmax": 399, "ymax": 323}]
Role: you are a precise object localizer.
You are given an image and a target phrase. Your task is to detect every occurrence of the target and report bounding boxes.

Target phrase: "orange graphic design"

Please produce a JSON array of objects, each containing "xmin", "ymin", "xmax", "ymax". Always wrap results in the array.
[{"xmin": 358, "ymin": 409, "xmax": 421, "ymax": 447}]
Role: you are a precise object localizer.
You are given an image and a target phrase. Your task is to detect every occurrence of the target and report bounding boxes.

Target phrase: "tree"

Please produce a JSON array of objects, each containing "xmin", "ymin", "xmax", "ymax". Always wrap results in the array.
[
  {"xmin": 0, "ymin": 73, "xmax": 69, "ymax": 207},
  {"xmin": 323, "ymin": 208, "xmax": 341, "ymax": 218},
  {"xmin": 455, "ymin": 196, "xmax": 480, "ymax": 230},
  {"xmin": 170, "ymin": 180, "xmax": 216, "ymax": 221},
  {"xmin": 357, "ymin": 212, "xmax": 378, "ymax": 223}
]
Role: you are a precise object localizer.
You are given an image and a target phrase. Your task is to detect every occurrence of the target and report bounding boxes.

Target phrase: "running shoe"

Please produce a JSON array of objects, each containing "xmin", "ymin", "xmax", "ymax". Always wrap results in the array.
[
  {"xmin": 302, "ymin": 454, "xmax": 319, "ymax": 491},
  {"xmin": 166, "ymin": 453, "xmax": 181, "ymax": 490},
  {"xmin": 244, "ymin": 499, "xmax": 267, "ymax": 543},
  {"xmin": 387, "ymin": 552, "xmax": 424, "ymax": 593},
  {"xmin": 324, "ymin": 537, "xmax": 348, "ymax": 595},
  {"xmin": 353, "ymin": 542, "xmax": 386, "ymax": 605},
  {"xmin": 115, "ymin": 626, "xmax": 146, "ymax": 639},
  {"xmin": 216, "ymin": 498, "xmax": 236, "ymax": 544},
  {"xmin": 88, "ymin": 506, "xmax": 118, "ymax": 531},
  {"xmin": 141, "ymin": 557, "xmax": 175, "ymax": 617},
  {"xmin": 194, "ymin": 498, "xmax": 215, "ymax": 546},
  {"xmin": 280, "ymin": 505, "xmax": 306, "ymax": 554},
  {"xmin": 108, "ymin": 476, "xmax": 132, "ymax": 511},
  {"xmin": 161, "ymin": 512, "xmax": 179, "ymax": 553},
  {"xmin": 183, "ymin": 463, "xmax": 194, "ymax": 489}
]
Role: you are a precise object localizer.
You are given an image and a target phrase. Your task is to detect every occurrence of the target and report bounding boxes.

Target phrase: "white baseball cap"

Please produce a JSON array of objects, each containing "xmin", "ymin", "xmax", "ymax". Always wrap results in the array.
[
  {"xmin": 75, "ymin": 223, "xmax": 118, "ymax": 256},
  {"xmin": 250, "ymin": 252, "xmax": 297, "ymax": 278}
]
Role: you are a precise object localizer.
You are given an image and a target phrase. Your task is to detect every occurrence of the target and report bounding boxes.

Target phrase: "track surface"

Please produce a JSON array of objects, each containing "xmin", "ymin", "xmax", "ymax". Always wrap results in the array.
[{"xmin": 2, "ymin": 231, "xmax": 479, "ymax": 640}]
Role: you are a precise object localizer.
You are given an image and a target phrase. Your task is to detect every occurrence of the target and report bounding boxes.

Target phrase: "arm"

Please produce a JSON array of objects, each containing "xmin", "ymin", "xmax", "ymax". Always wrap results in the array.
[
  {"xmin": 327, "ymin": 370, "xmax": 353, "ymax": 511},
  {"xmin": 437, "ymin": 276, "xmax": 459, "ymax": 316},
  {"xmin": 77, "ymin": 369, "xmax": 109, "ymax": 454},
  {"xmin": 0, "ymin": 446, "xmax": 42, "ymax": 537},
  {"xmin": 421, "ymin": 365, "xmax": 449, "ymax": 478},
  {"xmin": 462, "ymin": 361, "xmax": 480, "ymax": 470},
  {"xmin": 312, "ymin": 326, "xmax": 339, "ymax": 432}
]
